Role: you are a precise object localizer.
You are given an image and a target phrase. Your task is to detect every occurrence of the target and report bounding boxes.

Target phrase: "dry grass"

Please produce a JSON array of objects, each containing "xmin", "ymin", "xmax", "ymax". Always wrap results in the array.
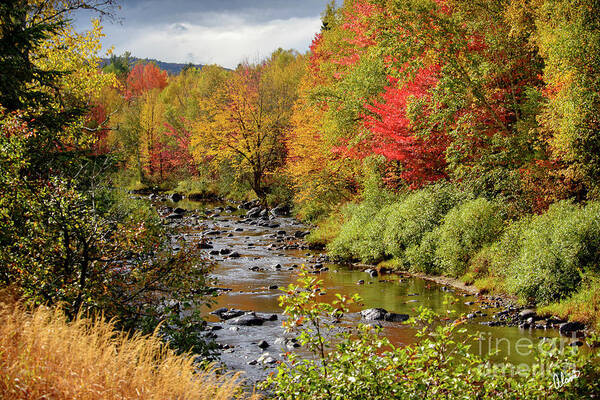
[
  {"xmin": 539, "ymin": 278, "xmax": 600, "ymax": 330},
  {"xmin": 0, "ymin": 293, "xmax": 259, "ymax": 400},
  {"xmin": 305, "ymin": 210, "xmax": 345, "ymax": 247}
]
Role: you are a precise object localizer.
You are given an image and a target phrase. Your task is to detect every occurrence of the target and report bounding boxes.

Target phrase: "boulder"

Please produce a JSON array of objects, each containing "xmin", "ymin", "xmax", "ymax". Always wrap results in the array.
[
  {"xmin": 170, "ymin": 193, "xmax": 183, "ymax": 202},
  {"xmin": 210, "ymin": 307, "xmax": 228, "ymax": 317},
  {"xmin": 559, "ymin": 321, "xmax": 585, "ymax": 336},
  {"xmin": 165, "ymin": 213, "xmax": 183, "ymax": 220},
  {"xmin": 264, "ymin": 314, "xmax": 278, "ymax": 321},
  {"xmin": 385, "ymin": 312, "xmax": 410, "ymax": 322},
  {"xmin": 257, "ymin": 340, "xmax": 270, "ymax": 349},
  {"xmin": 271, "ymin": 204, "xmax": 290, "ymax": 217},
  {"xmin": 365, "ymin": 268, "xmax": 378, "ymax": 278},
  {"xmin": 229, "ymin": 313, "xmax": 265, "ymax": 326},
  {"xmin": 360, "ymin": 308, "xmax": 386, "ymax": 320},
  {"xmin": 361, "ymin": 308, "xmax": 409, "ymax": 322},
  {"xmin": 518, "ymin": 309, "xmax": 537, "ymax": 320},
  {"xmin": 220, "ymin": 309, "xmax": 245, "ymax": 320},
  {"xmin": 246, "ymin": 207, "xmax": 262, "ymax": 218},
  {"xmin": 173, "ymin": 207, "xmax": 186, "ymax": 215}
]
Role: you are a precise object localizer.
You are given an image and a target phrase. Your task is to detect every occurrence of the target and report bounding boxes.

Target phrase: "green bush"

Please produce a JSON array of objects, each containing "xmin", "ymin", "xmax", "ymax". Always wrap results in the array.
[
  {"xmin": 382, "ymin": 183, "xmax": 466, "ymax": 263},
  {"xmin": 433, "ymin": 198, "xmax": 505, "ymax": 277},
  {"xmin": 505, "ymin": 200, "xmax": 600, "ymax": 303},
  {"xmin": 405, "ymin": 230, "xmax": 442, "ymax": 274},
  {"xmin": 327, "ymin": 185, "xmax": 399, "ymax": 263},
  {"xmin": 328, "ymin": 202, "xmax": 390, "ymax": 263},
  {"xmin": 173, "ymin": 176, "xmax": 215, "ymax": 198},
  {"xmin": 481, "ymin": 216, "xmax": 532, "ymax": 278}
]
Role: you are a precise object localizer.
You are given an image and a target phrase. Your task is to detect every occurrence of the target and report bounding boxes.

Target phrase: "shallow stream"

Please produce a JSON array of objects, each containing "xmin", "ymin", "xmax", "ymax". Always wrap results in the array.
[{"xmin": 156, "ymin": 198, "xmax": 570, "ymax": 383}]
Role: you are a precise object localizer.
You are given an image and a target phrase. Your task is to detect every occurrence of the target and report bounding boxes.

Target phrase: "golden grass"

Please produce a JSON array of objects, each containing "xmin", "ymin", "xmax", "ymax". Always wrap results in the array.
[
  {"xmin": 305, "ymin": 210, "xmax": 344, "ymax": 247},
  {"xmin": 0, "ymin": 294, "xmax": 258, "ymax": 400},
  {"xmin": 376, "ymin": 258, "xmax": 405, "ymax": 271},
  {"xmin": 539, "ymin": 279, "xmax": 600, "ymax": 330}
]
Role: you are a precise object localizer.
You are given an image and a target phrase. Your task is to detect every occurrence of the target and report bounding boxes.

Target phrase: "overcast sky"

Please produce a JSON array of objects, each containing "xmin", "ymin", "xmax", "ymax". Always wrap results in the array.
[{"xmin": 73, "ymin": 0, "xmax": 331, "ymax": 68}]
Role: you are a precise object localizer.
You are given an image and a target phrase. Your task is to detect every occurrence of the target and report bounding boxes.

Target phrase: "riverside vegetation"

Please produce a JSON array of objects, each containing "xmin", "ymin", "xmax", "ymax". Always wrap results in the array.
[{"xmin": 2, "ymin": 0, "xmax": 600, "ymax": 398}]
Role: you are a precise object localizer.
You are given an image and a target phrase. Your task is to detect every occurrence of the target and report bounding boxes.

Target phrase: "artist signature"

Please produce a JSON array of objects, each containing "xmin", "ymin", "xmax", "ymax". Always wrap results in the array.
[{"xmin": 552, "ymin": 369, "xmax": 580, "ymax": 389}]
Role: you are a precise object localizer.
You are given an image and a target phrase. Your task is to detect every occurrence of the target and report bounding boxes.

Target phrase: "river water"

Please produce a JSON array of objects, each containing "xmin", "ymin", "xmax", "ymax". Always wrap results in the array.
[{"xmin": 158, "ymin": 198, "xmax": 568, "ymax": 384}]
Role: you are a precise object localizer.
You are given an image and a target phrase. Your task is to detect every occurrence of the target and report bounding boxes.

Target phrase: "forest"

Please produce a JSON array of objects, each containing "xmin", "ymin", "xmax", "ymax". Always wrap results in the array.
[
  {"xmin": 97, "ymin": 0, "xmax": 600, "ymax": 323},
  {"xmin": 2, "ymin": 0, "xmax": 600, "ymax": 398}
]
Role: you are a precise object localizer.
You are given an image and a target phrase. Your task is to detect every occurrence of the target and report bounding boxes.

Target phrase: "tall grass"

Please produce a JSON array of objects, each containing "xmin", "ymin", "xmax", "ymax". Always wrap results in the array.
[{"xmin": 0, "ymin": 294, "xmax": 258, "ymax": 400}]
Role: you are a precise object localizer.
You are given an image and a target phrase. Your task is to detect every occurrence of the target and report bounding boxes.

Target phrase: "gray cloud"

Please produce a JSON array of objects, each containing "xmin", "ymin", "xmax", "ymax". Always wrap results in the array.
[{"xmin": 73, "ymin": 0, "xmax": 331, "ymax": 68}]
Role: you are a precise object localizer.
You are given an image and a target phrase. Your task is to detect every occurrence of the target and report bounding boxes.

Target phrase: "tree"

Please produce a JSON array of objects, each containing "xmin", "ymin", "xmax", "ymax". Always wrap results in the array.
[
  {"xmin": 0, "ymin": 1, "xmax": 213, "ymax": 355},
  {"xmin": 0, "ymin": 0, "xmax": 117, "ymax": 173},
  {"xmin": 533, "ymin": 0, "xmax": 600, "ymax": 199},
  {"xmin": 365, "ymin": 66, "xmax": 449, "ymax": 188},
  {"xmin": 192, "ymin": 50, "xmax": 304, "ymax": 201},
  {"xmin": 103, "ymin": 51, "xmax": 131, "ymax": 79},
  {"xmin": 126, "ymin": 62, "xmax": 168, "ymax": 100}
]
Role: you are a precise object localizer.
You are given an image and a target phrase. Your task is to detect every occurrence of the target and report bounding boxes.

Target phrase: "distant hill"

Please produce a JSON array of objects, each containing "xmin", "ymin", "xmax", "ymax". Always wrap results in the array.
[{"xmin": 101, "ymin": 56, "xmax": 206, "ymax": 75}]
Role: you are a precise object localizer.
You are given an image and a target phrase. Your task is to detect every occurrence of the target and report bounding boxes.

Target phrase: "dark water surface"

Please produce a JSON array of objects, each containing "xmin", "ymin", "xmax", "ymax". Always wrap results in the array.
[{"xmin": 162, "ymin": 198, "xmax": 566, "ymax": 383}]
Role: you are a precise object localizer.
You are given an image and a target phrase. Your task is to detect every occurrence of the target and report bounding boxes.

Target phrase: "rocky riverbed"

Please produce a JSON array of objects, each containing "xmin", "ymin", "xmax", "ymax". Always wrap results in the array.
[{"xmin": 143, "ymin": 194, "xmax": 588, "ymax": 385}]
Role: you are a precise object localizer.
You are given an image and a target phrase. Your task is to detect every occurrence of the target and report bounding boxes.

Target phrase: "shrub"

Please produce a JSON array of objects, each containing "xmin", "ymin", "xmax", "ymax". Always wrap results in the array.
[
  {"xmin": 328, "ymin": 185, "xmax": 399, "ymax": 263},
  {"xmin": 0, "ymin": 295, "xmax": 256, "ymax": 400},
  {"xmin": 485, "ymin": 216, "xmax": 532, "ymax": 278},
  {"xmin": 328, "ymin": 201, "xmax": 390, "ymax": 263},
  {"xmin": 382, "ymin": 183, "xmax": 466, "ymax": 262},
  {"xmin": 405, "ymin": 230, "xmax": 442, "ymax": 274},
  {"xmin": 0, "ymin": 177, "xmax": 214, "ymax": 355},
  {"xmin": 306, "ymin": 210, "xmax": 345, "ymax": 248},
  {"xmin": 505, "ymin": 200, "xmax": 600, "ymax": 303},
  {"xmin": 434, "ymin": 198, "xmax": 505, "ymax": 277},
  {"xmin": 174, "ymin": 176, "xmax": 216, "ymax": 199},
  {"xmin": 539, "ymin": 275, "xmax": 600, "ymax": 330}
]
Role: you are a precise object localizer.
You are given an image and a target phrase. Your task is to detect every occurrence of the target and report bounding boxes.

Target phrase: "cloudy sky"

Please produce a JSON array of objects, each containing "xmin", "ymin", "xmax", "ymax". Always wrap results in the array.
[{"xmin": 74, "ymin": 0, "xmax": 331, "ymax": 68}]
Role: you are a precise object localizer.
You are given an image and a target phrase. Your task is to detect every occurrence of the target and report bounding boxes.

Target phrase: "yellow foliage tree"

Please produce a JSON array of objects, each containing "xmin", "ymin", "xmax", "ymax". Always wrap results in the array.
[
  {"xmin": 30, "ymin": 3, "xmax": 117, "ymax": 147},
  {"xmin": 192, "ymin": 50, "xmax": 304, "ymax": 201}
]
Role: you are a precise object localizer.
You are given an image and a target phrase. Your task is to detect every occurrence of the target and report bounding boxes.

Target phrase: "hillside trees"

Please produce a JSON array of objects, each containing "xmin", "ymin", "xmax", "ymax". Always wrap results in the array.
[{"xmin": 0, "ymin": 0, "xmax": 212, "ymax": 354}]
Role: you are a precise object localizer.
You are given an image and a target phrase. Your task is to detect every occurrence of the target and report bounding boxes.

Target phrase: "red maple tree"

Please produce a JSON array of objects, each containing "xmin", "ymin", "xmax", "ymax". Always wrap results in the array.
[
  {"xmin": 125, "ymin": 63, "xmax": 168, "ymax": 99},
  {"xmin": 365, "ymin": 65, "xmax": 449, "ymax": 188}
]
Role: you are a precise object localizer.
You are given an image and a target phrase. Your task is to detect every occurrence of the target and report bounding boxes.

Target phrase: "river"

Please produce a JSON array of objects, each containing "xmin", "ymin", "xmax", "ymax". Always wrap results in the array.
[{"xmin": 154, "ymin": 197, "xmax": 571, "ymax": 384}]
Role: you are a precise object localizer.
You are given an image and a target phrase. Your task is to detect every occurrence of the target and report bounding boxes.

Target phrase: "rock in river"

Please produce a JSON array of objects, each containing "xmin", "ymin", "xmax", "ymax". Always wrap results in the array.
[
  {"xmin": 559, "ymin": 321, "xmax": 585, "ymax": 336},
  {"xmin": 246, "ymin": 207, "xmax": 262, "ymax": 219},
  {"xmin": 170, "ymin": 193, "xmax": 182, "ymax": 202},
  {"xmin": 271, "ymin": 204, "xmax": 290, "ymax": 217},
  {"xmin": 518, "ymin": 309, "xmax": 537, "ymax": 320},
  {"xmin": 360, "ymin": 308, "xmax": 409, "ymax": 322},
  {"xmin": 219, "ymin": 309, "xmax": 245, "ymax": 320},
  {"xmin": 365, "ymin": 268, "xmax": 378, "ymax": 278},
  {"xmin": 229, "ymin": 312, "xmax": 266, "ymax": 326}
]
